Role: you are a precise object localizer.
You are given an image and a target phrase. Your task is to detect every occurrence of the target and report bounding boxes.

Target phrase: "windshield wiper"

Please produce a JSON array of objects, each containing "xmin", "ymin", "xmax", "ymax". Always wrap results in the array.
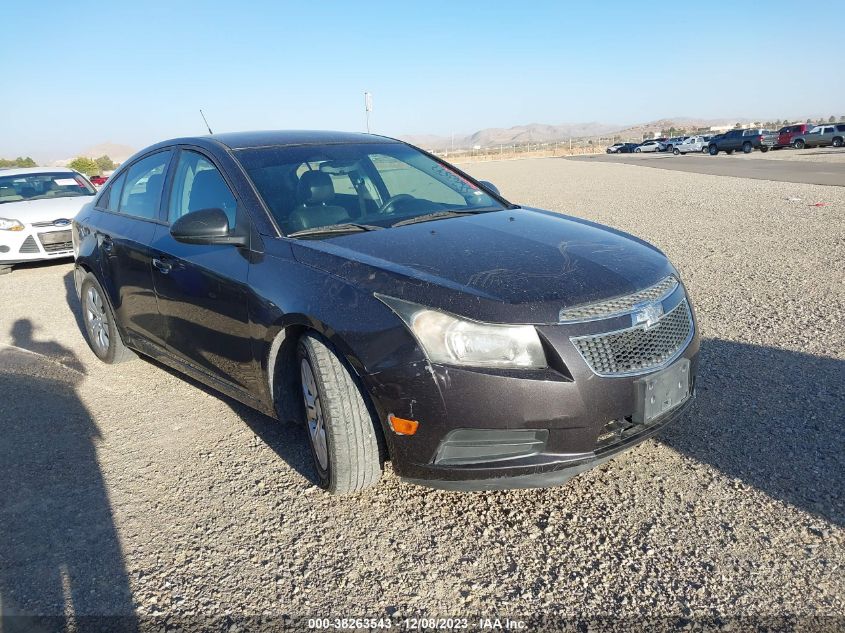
[
  {"xmin": 287, "ymin": 223, "xmax": 384, "ymax": 238},
  {"xmin": 391, "ymin": 209, "xmax": 489, "ymax": 228}
]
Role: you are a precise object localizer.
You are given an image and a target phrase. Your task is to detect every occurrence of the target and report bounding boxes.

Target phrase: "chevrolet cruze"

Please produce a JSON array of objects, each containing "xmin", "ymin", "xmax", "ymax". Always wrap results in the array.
[{"xmin": 72, "ymin": 131, "xmax": 699, "ymax": 494}]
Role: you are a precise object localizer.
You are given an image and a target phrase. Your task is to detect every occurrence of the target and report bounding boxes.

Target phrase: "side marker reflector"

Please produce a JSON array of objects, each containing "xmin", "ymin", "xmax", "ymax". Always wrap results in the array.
[{"xmin": 388, "ymin": 414, "xmax": 419, "ymax": 436}]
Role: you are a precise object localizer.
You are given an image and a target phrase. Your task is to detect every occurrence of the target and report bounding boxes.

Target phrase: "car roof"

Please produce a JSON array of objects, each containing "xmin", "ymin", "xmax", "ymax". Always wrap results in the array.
[
  {"xmin": 159, "ymin": 130, "xmax": 401, "ymax": 152},
  {"xmin": 0, "ymin": 166, "xmax": 75, "ymax": 176}
]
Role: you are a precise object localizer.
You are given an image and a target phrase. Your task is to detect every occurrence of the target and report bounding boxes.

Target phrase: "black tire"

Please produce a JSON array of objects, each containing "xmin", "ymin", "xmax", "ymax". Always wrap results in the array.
[
  {"xmin": 297, "ymin": 334, "xmax": 382, "ymax": 494},
  {"xmin": 80, "ymin": 273, "xmax": 136, "ymax": 364},
  {"xmin": 793, "ymin": 139, "xmax": 805, "ymax": 150},
  {"xmin": 760, "ymin": 146, "xmax": 769, "ymax": 153},
  {"xmin": 673, "ymin": 148, "xmax": 680, "ymax": 155},
  {"xmin": 635, "ymin": 148, "xmax": 641, "ymax": 153},
  {"xmin": 701, "ymin": 146, "xmax": 708, "ymax": 153},
  {"xmin": 708, "ymin": 145, "xmax": 718, "ymax": 155},
  {"xmin": 833, "ymin": 137, "xmax": 844, "ymax": 148},
  {"xmin": 742, "ymin": 142, "xmax": 752, "ymax": 154}
]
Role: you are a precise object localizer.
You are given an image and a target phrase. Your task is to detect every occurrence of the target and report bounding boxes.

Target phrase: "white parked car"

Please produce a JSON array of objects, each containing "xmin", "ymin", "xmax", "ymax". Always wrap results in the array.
[
  {"xmin": 634, "ymin": 140, "xmax": 661, "ymax": 153},
  {"xmin": 0, "ymin": 167, "xmax": 96, "ymax": 274},
  {"xmin": 672, "ymin": 136, "xmax": 708, "ymax": 154}
]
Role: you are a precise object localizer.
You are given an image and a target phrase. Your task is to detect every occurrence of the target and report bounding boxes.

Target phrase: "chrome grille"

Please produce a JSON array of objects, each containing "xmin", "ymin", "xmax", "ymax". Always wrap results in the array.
[
  {"xmin": 19, "ymin": 236, "xmax": 40, "ymax": 253},
  {"xmin": 571, "ymin": 300, "xmax": 693, "ymax": 376},
  {"xmin": 559, "ymin": 275, "xmax": 678, "ymax": 322}
]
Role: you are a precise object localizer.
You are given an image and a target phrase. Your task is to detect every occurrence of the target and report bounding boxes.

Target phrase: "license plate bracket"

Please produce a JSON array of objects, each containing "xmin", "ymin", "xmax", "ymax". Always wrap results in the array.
[{"xmin": 634, "ymin": 359, "xmax": 690, "ymax": 424}]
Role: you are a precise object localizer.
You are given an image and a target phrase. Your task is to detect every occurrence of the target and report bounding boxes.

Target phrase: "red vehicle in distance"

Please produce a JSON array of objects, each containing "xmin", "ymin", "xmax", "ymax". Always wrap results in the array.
[{"xmin": 777, "ymin": 124, "xmax": 815, "ymax": 148}]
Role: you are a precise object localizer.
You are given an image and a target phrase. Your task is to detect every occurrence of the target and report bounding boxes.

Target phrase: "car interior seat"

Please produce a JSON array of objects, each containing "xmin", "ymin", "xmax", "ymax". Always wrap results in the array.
[{"xmin": 287, "ymin": 170, "xmax": 349, "ymax": 233}]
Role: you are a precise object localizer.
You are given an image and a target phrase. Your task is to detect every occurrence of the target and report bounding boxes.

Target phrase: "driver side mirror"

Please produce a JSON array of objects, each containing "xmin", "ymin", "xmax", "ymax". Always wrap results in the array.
[
  {"xmin": 170, "ymin": 207, "xmax": 246, "ymax": 246},
  {"xmin": 479, "ymin": 180, "xmax": 501, "ymax": 196}
]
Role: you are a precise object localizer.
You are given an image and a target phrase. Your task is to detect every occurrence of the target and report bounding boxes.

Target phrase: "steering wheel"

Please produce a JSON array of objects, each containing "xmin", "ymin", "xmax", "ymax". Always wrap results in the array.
[{"xmin": 377, "ymin": 194, "xmax": 414, "ymax": 214}]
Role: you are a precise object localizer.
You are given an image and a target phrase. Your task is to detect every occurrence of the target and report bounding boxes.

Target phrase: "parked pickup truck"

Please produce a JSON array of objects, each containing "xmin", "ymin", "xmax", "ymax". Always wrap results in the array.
[
  {"xmin": 791, "ymin": 124, "xmax": 845, "ymax": 149},
  {"xmin": 707, "ymin": 129, "xmax": 778, "ymax": 155},
  {"xmin": 672, "ymin": 136, "xmax": 707, "ymax": 154}
]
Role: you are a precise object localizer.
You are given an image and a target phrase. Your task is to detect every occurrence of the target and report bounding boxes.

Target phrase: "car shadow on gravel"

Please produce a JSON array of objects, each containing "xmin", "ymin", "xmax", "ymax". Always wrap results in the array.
[
  {"xmin": 143, "ymin": 357, "xmax": 320, "ymax": 487},
  {"xmin": 0, "ymin": 323, "xmax": 137, "ymax": 630},
  {"xmin": 658, "ymin": 338, "xmax": 845, "ymax": 527}
]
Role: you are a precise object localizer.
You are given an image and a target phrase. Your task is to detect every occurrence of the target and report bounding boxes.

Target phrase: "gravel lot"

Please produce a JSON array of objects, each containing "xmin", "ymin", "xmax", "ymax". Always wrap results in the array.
[{"xmin": 1, "ymin": 158, "xmax": 843, "ymax": 630}]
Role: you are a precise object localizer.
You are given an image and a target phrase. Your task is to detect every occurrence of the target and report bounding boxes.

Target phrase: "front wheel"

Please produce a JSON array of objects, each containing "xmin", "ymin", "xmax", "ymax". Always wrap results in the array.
[
  {"xmin": 701, "ymin": 146, "xmax": 708, "ymax": 153},
  {"xmin": 80, "ymin": 274, "xmax": 135, "ymax": 364},
  {"xmin": 298, "ymin": 334, "xmax": 382, "ymax": 494},
  {"xmin": 673, "ymin": 148, "xmax": 680, "ymax": 155},
  {"xmin": 742, "ymin": 142, "xmax": 752, "ymax": 154},
  {"xmin": 708, "ymin": 145, "xmax": 718, "ymax": 155},
  {"xmin": 635, "ymin": 148, "xmax": 641, "ymax": 153}
]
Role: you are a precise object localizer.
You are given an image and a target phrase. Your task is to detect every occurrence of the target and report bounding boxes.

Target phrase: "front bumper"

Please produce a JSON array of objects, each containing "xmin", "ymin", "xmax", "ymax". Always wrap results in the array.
[
  {"xmin": 0, "ymin": 224, "xmax": 74, "ymax": 266},
  {"xmin": 365, "ymin": 287, "xmax": 700, "ymax": 491}
]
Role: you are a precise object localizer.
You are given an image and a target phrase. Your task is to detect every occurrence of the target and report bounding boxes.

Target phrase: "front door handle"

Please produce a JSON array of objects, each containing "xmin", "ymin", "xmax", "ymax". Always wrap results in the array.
[
  {"xmin": 101, "ymin": 235, "xmax": 113, "ymax": 253},
  {"xmin": 152, "ymin": 257, "xmax": 172, "ymax": 274}
]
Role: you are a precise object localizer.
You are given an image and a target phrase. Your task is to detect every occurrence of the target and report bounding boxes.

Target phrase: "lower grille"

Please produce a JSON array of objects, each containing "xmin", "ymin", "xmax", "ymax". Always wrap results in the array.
[
  {"xmin": 37, "ymin": 230, "xmax": 73, "ymax": 253},
  {"xmin": 19, "ymin": 236, "xmax": 40, "ymax": 253},
  {"xmin": 572, "ymin": 300, "xmax": 693, "ymax": 376}
]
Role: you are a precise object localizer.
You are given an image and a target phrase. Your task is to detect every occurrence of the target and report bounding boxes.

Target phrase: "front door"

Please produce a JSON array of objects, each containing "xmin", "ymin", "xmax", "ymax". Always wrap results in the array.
[{"xmin": 149, "ymin": 149, "xmax": 255, "ymax": 390}]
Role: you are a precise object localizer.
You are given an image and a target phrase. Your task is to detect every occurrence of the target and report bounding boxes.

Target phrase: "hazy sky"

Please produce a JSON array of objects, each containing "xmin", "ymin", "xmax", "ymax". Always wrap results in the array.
[{"xmin": 3, "ymin": 0, "xmax": 843, "ymax": 160}]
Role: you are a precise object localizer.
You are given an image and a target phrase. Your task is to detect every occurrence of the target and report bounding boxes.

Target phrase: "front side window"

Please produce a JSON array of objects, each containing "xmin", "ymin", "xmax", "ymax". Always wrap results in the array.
[
  {"xmin": 0, "ymin": 171, "xmax": 95, "ymax": 204},
  {"xmin": 119, "ymin": 151, "xmax": 172, "ymax": 220},
  {"xmin": 237, "ymin": 142, "xmax": 503, "ymax": 235},
  {"xmin": 167, "ymin": 151, "xmax": 237, "ymax": 228}
]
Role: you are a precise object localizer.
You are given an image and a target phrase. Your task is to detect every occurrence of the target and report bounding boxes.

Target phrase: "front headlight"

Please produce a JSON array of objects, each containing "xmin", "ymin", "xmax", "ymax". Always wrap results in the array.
[
  {"xmin": 0, "ymin": 218, "xmax": 24, "ymax": 231},
  {"xmin": 377, "ymin": 295, "xmax": 547, "ymax": 369}
]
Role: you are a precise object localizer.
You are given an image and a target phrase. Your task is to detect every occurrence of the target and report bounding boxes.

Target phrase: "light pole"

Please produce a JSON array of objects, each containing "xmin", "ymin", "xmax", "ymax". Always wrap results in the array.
[{"xmin": 364, "ymin": 91, "xmax": 373, "ymax": 133}]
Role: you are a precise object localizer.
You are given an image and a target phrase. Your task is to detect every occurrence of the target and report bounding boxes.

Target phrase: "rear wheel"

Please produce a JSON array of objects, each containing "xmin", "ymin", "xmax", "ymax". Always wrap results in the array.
[
  {"xmin": 673, "ymin": 148, "xmax": 680, "ymax": 155},
  {"xmin": 701, "ymin": 146, "xmax": 708, "ymax": 153},
  {"xmin": 635, "ymin": 148, "xmax": 641, "ymax": 153},
  {"xmin": 297, "ymin": 334, "xmax": 382, "ymax": 494},
  {"xmin": 833, "ymin": 137, "xmax": 844, "ymax": 148},
  {"xmin": 793, "ymin": 139, "xmax": 805, "ymax": 149},
  {"xmin": 760, "ymin": 146, "xmax": 769, "ymax": 153},
  {"xmin": 742, "ymin": 142, "xmax": 752, "ymax": 153},
  {"xmin": 80, "ymin": 274, "xmax": 135, "ymax": 364},
  {"xmin": 708, "ymin": 145, "xmax": 718, "ymax": 156}
]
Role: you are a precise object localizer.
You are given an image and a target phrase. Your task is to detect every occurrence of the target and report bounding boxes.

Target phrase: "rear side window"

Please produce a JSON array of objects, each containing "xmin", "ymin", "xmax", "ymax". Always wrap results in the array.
[
  {"xmin": 167, "ymin": 150, "xmax": 238, "ymax": 228},
  {"xmin": 118, "ymin": 151, "xmax": 172, "ymax": 220},
  {"xmin": 97, "ymin": 172, "xmax": 126, "ymax": 213}
]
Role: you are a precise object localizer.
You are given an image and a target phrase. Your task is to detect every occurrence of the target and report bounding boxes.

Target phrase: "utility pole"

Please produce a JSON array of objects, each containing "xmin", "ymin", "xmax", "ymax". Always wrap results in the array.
[{"xmin": 364, "ymin": 91, "xmax": 373, "ymax": 133}]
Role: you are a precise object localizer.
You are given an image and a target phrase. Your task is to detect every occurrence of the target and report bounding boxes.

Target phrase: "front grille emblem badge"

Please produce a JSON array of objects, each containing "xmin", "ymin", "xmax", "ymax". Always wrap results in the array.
[{"xmin": 632, "ymin": 301, "xmax": 664, "ymax": 329}]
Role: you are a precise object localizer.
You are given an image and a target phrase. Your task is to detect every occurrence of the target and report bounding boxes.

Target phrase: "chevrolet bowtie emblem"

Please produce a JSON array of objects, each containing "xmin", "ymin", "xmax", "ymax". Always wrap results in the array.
[{"xmin": 632, "ymin": 302, "xmax": 664, "ymax": 329}]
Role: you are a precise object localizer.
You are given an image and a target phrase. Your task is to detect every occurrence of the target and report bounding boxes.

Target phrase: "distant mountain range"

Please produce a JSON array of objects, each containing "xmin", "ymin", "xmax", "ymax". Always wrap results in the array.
[
  {"xmin": 401, "ymin": 117, "xmax": 757, "ymax": 150},
  {"xmin": 49, "ymin": 142, "xmax": 137, "ymax": 167}
]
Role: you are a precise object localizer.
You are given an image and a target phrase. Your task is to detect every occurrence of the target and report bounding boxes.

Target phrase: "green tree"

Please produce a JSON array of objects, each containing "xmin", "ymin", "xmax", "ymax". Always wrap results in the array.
[
  {"xmin": 68, "ymin": 157, "xmax": 99, "ymax": 176},
  {"xmin": 829, "ymin": 116, "xmax": 836, "ymax": 123},
  {"xmin": 94, "ymin": 155, "xmax": 115, "ymax": 173},
  {"xmin": 734, "ymin": 122, "xmax": 743, "ymax": 129}
]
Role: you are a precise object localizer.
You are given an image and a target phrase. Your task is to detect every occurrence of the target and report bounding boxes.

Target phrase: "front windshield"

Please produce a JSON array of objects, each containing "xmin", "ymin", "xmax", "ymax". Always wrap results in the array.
[
  {"xmin": 236, "ymin": 142, "xmax": 506, "ymax": 235},
  {"xmin": 0, "ymin": 172, "xmax": 96, "ymax": 205}
]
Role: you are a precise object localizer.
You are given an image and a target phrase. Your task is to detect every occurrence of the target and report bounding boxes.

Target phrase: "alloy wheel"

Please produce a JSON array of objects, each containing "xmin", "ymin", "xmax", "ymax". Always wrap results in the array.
[
  {"xmin": 300, "ymin": 357, "xmax": 329, "ymax": 471},
  {"xmin": 85, "ymin": 285, "xmax": 110, "ymax": 353}
]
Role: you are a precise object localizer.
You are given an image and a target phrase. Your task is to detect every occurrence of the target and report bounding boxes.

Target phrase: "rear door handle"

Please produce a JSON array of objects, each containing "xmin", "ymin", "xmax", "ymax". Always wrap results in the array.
[{"xmin": 152, "ymin": 257, "xmax": 172, "ymax": 274}]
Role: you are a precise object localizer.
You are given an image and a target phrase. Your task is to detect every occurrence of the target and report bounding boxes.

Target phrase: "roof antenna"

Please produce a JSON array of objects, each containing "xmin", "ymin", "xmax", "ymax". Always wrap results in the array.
[{"xmin": 199, "ymin": 109, "xmax": 214, "ymax": 135}]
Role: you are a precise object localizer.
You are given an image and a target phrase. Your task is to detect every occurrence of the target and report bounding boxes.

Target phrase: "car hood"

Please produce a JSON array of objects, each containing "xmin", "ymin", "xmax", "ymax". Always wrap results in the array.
[
  {"xmin": 0, "ymin": 196, "xmax": 94, "ymax": 225},
  {"xmin": 291, "ymin": 208, "xmax": 674, "ymax": 324}
]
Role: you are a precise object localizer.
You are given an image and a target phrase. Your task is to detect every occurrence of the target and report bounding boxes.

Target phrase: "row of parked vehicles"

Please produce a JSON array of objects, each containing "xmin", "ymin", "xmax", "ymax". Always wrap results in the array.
[{"xmin": 607, "ymin": 123, "xmax": 845, "ymax": 156}]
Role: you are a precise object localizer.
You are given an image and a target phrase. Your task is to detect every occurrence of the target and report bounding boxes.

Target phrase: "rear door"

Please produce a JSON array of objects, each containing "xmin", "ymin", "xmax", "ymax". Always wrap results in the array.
[
  {"xmin": 149, "ymin": 148, "xmax": 256, "ymax": 390},
  {"xmin": 94, "ymin": 150, "xmax": 171, "ymax": 347}
]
